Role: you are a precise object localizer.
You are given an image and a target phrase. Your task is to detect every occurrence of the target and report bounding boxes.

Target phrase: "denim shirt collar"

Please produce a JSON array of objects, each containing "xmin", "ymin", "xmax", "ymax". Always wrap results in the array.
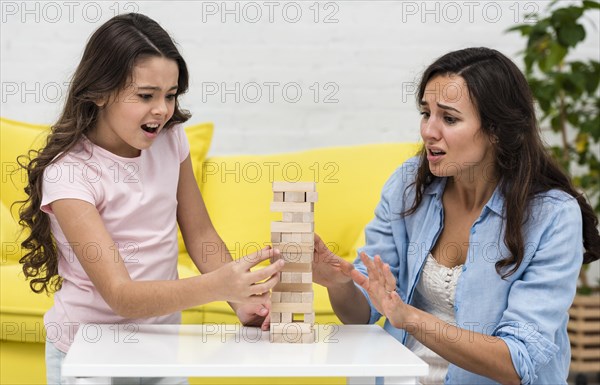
[{"xmin": 424, "ymin": 177, "xmax": 505, "ymax": 218}]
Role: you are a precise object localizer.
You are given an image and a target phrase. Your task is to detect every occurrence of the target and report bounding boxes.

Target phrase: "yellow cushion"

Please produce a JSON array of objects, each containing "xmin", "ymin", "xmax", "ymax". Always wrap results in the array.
[
  {"xmin": 0, "ymin": 202, "xmax": 25, "ymax": 265},
  {"xmin": 177, "ymin": 123, "xmax": 215, "ymax": 266},
  {"xmin": 0, "ymin": 118, "xmax": 49, "ymax": 214},
  {"xmin": 201, "ymin": 143, "xmax": 420, "ymax": 261},
  {"xmin": 0, "ymin": 264, "xmax": 53, "ymax": 343},
  {"xmin": 184, "ymin": 122, "xmax": 214, "ymax": 184}
]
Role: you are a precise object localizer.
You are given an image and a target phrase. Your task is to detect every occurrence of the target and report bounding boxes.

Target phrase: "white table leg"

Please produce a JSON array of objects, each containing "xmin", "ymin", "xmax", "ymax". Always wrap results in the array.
[
  {"xmin": 347, "ymin": 377, "xmax": 376, "ymax": 385},
  {"xmin": 63, "ymin": 377, "xmax": 112, "ymax": 384}
]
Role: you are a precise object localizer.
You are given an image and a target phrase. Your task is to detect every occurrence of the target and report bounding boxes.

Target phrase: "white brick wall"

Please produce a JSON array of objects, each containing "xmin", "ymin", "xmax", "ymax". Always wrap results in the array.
[
  {"xmin": 2, "ymin": 1, "xmax": 598, "ymax": 154},
  {"xmin": 1, "ymin": 1, "xmax": 599, "ymax": 285}
]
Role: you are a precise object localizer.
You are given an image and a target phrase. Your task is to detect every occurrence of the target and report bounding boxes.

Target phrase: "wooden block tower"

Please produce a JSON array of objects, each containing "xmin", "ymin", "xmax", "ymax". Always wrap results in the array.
[{"xmin": 270, "ymin": 181, "xmax": 318, "ymax": 343}]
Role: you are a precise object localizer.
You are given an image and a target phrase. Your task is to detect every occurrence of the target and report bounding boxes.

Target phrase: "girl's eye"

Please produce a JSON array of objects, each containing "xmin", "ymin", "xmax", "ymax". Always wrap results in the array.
[
  {"xmin": 138, "ymin": 94, "xmax": 152, "ymax": 100},
  {"xmin": 166, "ymin": 94, "xmax": 177, "ymax": 100},
  {"xmin": 420, "ymin": 111, "xmax": 430, "ymax": 119}
]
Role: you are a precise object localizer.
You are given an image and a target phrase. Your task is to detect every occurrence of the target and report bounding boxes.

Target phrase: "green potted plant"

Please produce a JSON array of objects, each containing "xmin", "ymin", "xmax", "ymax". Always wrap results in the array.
[{"xmin": 508, "ymin": 2, "xmax": 600, "ymax": 383}]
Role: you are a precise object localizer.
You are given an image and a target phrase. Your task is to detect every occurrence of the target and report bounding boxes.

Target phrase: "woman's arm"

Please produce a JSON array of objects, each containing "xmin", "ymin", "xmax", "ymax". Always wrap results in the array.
[{"xmin": 313, "ymin": 234, "xmax": 372, "ymax": 324}]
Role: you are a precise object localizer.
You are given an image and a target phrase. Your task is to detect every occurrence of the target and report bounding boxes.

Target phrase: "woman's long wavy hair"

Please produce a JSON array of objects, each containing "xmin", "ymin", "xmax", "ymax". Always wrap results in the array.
[
  {"xmin": 17, "ymin": 13, "xmax": 191, "ymax": 294},
  {"xmin": 405, "ymin": 47, "xmax": 599, "ymax": 278}
]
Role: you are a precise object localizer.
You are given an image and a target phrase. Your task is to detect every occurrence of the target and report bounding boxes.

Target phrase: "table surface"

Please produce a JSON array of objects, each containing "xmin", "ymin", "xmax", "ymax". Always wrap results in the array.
[{"xmin": 62, "ymin": 324, "xmax": 428, "ymax": 378}]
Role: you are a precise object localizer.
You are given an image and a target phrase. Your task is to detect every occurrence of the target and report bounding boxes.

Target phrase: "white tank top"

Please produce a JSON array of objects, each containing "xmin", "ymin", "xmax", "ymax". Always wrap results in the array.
[{"xmin": 405, "ymin": 254, "xmax": 463, "ymax": 385}]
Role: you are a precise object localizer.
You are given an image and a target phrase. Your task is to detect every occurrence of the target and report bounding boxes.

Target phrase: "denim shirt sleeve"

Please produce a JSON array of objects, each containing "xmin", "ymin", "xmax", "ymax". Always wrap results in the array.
[
  {"xmin": 492, "ymin": 196, "xmax": 582, "ymax": 385},
  {"xmin": 354, "ymin": 161, "xmax": 414, "ymax": 325}
]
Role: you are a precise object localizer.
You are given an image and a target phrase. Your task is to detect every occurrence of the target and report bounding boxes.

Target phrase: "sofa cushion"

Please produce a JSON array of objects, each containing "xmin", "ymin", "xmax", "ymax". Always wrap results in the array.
[
  {"xmin": 0, "ymin": 118, "xmax": 49, "ymax": 213},
  {"xmin": 0, "ymin": 264, "xmax": 53, "ymax": 343},
  {"xmin": 1, "ymin": 202, "xmax": 25, "ymax": 265},
  {"xmin": 177, "ymin": 122, "xmax": 215, "ymax": 266},
  {"xmin": 200, "ymin": 143, "xmax": 420, "ymax": 261}
]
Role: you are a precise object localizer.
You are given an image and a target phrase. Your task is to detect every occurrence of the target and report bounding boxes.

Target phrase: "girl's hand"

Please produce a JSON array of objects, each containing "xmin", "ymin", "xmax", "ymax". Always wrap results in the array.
[
  {"xmin": 212, "ymin": 246, "xmax": 284, "ymax": 305},
  {"xmin": 312, "ymin": 233, "xmax": 355, "ymax": 288},
  {"xmin": 233, "ymin": 302, "xmax": 271, "ymax": 331},
  {"xmin": 350, "ymin": 252, "xmax": 411, "ymax": 327}
]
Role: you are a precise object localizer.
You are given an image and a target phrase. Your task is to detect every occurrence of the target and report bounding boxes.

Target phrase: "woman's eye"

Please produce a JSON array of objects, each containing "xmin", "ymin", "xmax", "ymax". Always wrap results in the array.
[
  {"xmin": 444, "ymin": 116, "xmax": 458, "ymax": 124},
  {"xmin": 138, "ymin": 94, "xmax": 152, "ymax": 100},
  {"xmin": 420, "ymin": 111, "xmax": 430, "ymax": 119},
  {"xmin": 166, "ymin": 94, "xmax": 177, "ymax": 100}
]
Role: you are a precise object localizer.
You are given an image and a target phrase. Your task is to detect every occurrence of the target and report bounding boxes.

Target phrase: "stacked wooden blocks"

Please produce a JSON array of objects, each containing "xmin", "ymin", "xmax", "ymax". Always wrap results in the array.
[{"xmin": 270, "ymin": 181, "xmax": 318, "ymax": 343}]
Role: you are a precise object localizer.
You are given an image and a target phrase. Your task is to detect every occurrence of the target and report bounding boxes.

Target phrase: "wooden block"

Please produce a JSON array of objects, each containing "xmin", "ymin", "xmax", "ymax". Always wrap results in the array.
[
  {"xmin": 283, "ymin": 212, "xmax": 306, "ymax": 222},
  {"xmin": 271, "ymin": 232, "xmax": 281, "ymax": 243},
  {"xmin": 283, "ymin": 213, "xmax": 314, "ymax": 223},
  {"xmin": 299, "ymin": 253, "xmax": 313, "ymax": 263},
  {"xmin": 271, "ymin": 322, "xmax": 313, "ymax": 334},
  {"xmin": 271, "ymin": 312, "xmax": 281, "ymax": 323},
  {"xmin": 281, "ymin": 272, "xmax": 292, "ymax": 283},
  {"xmin": 281, "ymin": 292, "xmax": 292, "ymax": 302},
  {"xmin": 304, "ymin": 313, "xmax": 315, "ymax": 323},
  {"xmin": 271, "ymin": 302, "xmax": 313, "ymax": 313},
  {"xmin": 281, "ymin": 233, "xmax": 302, "ymax": 242},
  {"xmin": 273, "ymin": 182, "xmax": 316, "ymax": 192},
  {"xmin": 281, "ymin": 313, "xmax": 292, "ymax": 323},
  {"xmin": 284, "ymin": 191, "xmax": 306, "ymax": 202},
  {"xmin": 291, "ymin": 292, "xmax": 302, "ymax": 303},
  {"xmin": 271, "ymin": 292, "xmax": 281, "ymax": 303},
  {"xmin": 273, "ymin": 192, "xmax": 284, "ymax": 202},
  {"xmin": 305, "ymin": 192, "xmax": 318, "ymax": 202},
  {"xmin": 281, "ymin": 253, "xmax": 302, "ymax": 263},
  {"xmin": 272, "ymin": 243, "xmax": 313, "ymax": 253},
  {"xmin": 270, "ymin": 202, "xmax": 313, "ymax": 213},
  {"xmin": 302, "ymin": 292, "xmax": 314, "ymax": 303},
  {"xmin": 301, "ymin": 233, "xmax": 314, "ymax": 243},
  {"xmin": 291, "ymin": 272, "xmax": 303, "ymax": 283},
  {"xmin": 273, "ymin": 283, "xmax": 313, "ymax": 292},
  {"xmin": 302, "ymin": 332, "xmax": 316, "ymax": 343},
  {"xmin": 281, "ymin": 262, "xmax": 312, "ymax": 273},
  {"xmin": 301, "ymin": 272, "xmax": 312, "ymax": 283},
  {"xmin": 271, "ymin": 222, "xmax": 314, "ymax": 233}
]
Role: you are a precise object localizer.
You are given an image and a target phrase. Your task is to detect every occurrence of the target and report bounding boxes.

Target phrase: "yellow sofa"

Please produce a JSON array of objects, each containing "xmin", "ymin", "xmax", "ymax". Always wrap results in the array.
[{"xmin": 0, "ymin": 117, "xmax": 419, "ymax": 384}]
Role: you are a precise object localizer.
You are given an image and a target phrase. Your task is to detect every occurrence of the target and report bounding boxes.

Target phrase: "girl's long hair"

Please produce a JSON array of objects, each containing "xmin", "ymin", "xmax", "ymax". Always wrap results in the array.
[
  {"xmin": 17, "ymin": 13, "xmax": 191, "ymax": 293},
  {"xmin": 405, "ymin": 47, "xmax": 599, "ymax": 278}
]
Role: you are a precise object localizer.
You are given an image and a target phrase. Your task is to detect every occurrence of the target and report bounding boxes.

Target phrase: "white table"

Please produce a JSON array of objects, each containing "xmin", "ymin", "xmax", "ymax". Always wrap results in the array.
[{"xmin": 62, "ymin": 324, "xmax": 428, "ymax": 384}]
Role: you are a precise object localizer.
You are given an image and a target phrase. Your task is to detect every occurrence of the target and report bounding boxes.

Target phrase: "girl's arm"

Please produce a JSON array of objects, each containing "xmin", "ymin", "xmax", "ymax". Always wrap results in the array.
[
  {"xmin": 50, "ymin": 196, "xmax": 282, "ymax": 319},
  {"xmin": 175, "ymin": 155, "xmax": 233, "ymax": 272},
  {"xmin": 352, "ymin": 253, "xmax": 520, "ymax": 385},
  {"xmin": 175, "ymin": 155, "xmax": 282, "ymax": 327}
]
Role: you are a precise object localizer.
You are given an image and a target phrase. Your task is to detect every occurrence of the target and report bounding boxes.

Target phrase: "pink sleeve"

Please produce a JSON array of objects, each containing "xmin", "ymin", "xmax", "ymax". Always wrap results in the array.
[
  {"xmin": 40, "ymin": 157, "xmax": 98, "ymax": 214},
  {"xmin": 173, "ymin": 124, "xmax": 190, "ymax": 163}
]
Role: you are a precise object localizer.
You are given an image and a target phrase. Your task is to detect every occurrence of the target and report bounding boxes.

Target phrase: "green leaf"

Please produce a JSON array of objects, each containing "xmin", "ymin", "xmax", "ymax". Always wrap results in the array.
[
  {"xmin": 583, "ymin": 1, "xmax": 600, "ymax": 10},
  {"xmin": 557, "ymin": 23, "xmax": 586, "ymax": 47},
  {"xmin": 506, "ymin": 24, "xmax": 533, "ymax": 35},
  {"xmin": 539, "ymin": 42, "xmax": 567, "ymax": 72}
]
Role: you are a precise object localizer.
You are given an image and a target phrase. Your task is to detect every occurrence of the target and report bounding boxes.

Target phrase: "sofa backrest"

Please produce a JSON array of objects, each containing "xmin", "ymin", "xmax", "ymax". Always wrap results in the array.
[{"xmin": 200, "ymin": 143, "xmax": 420, "ymax": 259}]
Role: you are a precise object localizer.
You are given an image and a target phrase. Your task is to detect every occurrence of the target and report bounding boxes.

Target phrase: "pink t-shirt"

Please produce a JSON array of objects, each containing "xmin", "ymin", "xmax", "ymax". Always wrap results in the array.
[{"xmin": 41, "ymin": 124, "xmax": 190, "ymax": 353}]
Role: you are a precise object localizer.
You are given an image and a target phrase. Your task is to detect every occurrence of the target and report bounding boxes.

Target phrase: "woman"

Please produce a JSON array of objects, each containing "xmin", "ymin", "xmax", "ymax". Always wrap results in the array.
[{"xmin": 313, "ymin": 47, "xmax": 600, "ymax": 385}]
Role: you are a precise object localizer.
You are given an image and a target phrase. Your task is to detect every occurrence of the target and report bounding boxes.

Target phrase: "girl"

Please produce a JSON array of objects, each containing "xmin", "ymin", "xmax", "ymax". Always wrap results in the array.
[
  {"xmin": 313, "ymin": 47, "xmax": 600, "ymax": 385},
  {"xmin": 18, "ymin": 13, "xmax": 284, "ymax": 385}
]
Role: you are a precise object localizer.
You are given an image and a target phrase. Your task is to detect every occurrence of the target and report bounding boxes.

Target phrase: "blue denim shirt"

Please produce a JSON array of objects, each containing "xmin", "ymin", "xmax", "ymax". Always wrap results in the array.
[{"xmin": 356, "ymin": 157, "xmax": 582, "ymax": 385}]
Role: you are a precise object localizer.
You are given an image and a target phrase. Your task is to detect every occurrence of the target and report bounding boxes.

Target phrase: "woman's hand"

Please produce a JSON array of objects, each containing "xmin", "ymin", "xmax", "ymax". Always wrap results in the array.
[
  {"xmin": 211, "ymin": 246, "xmax": 284, "ymax": 305},
  {"xmin": 312, "ymin": 233, "xmax": 355, "ymax": 288},
  {"xmin": 351, "ymin": 252, "xmax": 411, "ymax": 328}
]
